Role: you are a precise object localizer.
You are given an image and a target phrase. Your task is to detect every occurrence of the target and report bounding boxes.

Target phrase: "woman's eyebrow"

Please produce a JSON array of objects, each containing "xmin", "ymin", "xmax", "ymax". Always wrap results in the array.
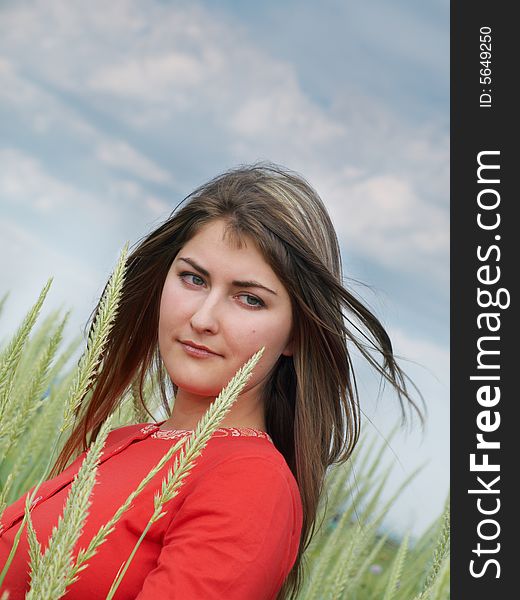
[{"xmin": 177, "ymin": 257, "xmax": 278, "ymax": 295}]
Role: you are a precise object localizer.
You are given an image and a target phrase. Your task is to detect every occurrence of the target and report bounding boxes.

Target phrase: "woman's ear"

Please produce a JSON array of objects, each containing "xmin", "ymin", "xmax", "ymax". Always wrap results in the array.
[{"xmin": 282, "ymin": 338, "xmax": 293, "ymax": 357}]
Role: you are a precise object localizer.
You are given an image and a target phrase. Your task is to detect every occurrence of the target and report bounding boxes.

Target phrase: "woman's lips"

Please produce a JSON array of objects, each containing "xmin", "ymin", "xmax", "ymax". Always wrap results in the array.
[{"xmin": 179, "ymin": 341, "xmax": 220, "ymax": 358}]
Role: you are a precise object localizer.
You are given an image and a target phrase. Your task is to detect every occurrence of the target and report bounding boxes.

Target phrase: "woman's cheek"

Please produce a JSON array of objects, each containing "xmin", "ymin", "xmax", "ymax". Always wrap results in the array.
[{"xmin": 245, "ymin": 328, "xmax": 261, "ymax": 346}]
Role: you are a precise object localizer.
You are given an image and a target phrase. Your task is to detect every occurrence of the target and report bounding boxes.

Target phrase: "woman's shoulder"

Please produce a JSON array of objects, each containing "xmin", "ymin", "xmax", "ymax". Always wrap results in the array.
[
  {"xmin": 174, "ymin": 438, "xmax": 304, "ymax": 544},
  {"xmin": 105, "ymin": 421, "xmax": 147, "ymax": 444},
  {"xmin": 177, "ymin": 427, "xmax": 286, "ymax": 470},
  {"xmin": 189, "ymin": 434, "xmax": 301, "ymax": 505}
]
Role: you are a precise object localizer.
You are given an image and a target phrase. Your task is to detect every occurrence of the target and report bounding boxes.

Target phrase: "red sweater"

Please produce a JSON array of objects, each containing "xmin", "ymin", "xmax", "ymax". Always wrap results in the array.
[{"xmin": 0, "ymin": 422, "xmax": 302, "ymax": 599}]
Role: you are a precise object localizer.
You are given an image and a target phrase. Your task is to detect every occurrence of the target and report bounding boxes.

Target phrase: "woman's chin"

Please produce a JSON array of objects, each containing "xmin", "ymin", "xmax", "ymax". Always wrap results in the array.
[{"xmin": 171, "ymin": 377, "xmax": 223, "ymax": 398}]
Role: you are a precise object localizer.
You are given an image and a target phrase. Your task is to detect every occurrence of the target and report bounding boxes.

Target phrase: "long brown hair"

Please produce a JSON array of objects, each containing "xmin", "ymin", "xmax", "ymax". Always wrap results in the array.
[{"xmin": 51, "ymin": 162, "xmax": 424, "ymax": 599}]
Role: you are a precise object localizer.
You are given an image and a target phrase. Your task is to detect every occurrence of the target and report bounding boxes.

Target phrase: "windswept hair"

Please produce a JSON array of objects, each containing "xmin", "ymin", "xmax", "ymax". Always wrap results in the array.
[{"xmin": 51, "ymin": 162, "xmax": 424, "ymax": 599}]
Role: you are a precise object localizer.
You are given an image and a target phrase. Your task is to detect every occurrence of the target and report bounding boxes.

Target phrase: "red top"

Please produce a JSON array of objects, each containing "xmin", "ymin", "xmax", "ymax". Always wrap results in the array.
[{"xmin": 0, "ymin": 422, "xmax": 302, "ymax": 599}]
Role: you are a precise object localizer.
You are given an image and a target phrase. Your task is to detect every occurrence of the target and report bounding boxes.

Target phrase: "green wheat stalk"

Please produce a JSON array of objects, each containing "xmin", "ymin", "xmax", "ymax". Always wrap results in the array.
[
  {"xmin": 326, "ymin": 520, "xmax": 365, "ymax": 600},
  {"xmin": 426, "ymin": 554, "xmax": 450, "ymax": 600},
  {"xmin": 0, "ymin": 474, "xmax": 14, "ymax": 517},
  {"xmin": 413, "ymin": 494, "xmax": 450, "ymax": 600},
  {"xmin": 61, "ymin": 243, "xmax": 129, "ymax": 433},
  {"xmin": 382, "ymin": 530, "xmax": 410, "ymax": 600},
  {"xmin": 25, "ymin": 494, "xmax": 42, "ymax": 575},
  {"xmin": 0, "ymin": 311, "xmax": 69, "ymax": 460},
  {"xmin": 299, "ymin": 430, "xmax": 427, "ymax": 600},
  {"xmin": 346, "ymin": 530, "xmax": 390, "ymax": 591},
  {"xmin": 6, "ymin": 372, "xmax": 73, "ymax": 504},
  {"xmin": 0, "ymin": 466, "xmax": 52, "ymax": 589},
  {"xmin": 25, "ymin": 413, "xmax": 115, "ymax": 599},
  {"xmin": 0, "ymin": 279, "xmax": 52, "ymax": 423},
  {"xmin": 0, "ymin": 291, "xmax": 10, "ymax": 321},
  {"xmin": 65, "ymin": 433, "xmax": 187, "ymax": 587},
  {"xmin": 327, "ymin": 503, "xmax": 394, "ymax": 598}
]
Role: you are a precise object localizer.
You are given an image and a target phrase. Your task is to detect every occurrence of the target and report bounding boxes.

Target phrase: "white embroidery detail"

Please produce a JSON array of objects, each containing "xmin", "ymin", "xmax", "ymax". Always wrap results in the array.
[
  {"xmin": 139, "ymin": 424, "xmax": 158, "ymax": 435},
  {"xmin": 139, "ymin": 424, "xmax": 273, "ymax": 444}
]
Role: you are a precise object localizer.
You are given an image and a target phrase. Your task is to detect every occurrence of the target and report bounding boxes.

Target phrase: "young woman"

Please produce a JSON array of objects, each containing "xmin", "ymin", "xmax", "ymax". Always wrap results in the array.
[{"xmin": 0, "ymin": 163, "xmax": 422, "ymax": 599}]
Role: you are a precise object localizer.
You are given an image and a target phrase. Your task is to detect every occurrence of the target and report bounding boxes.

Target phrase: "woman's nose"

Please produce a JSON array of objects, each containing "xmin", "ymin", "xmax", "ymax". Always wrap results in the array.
[{"xmin": 190, "ymin": 295, "xmax": 220, "ymax": 334}]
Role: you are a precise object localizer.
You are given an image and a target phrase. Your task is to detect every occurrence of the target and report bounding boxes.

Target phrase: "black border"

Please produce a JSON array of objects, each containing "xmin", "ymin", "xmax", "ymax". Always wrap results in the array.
[{"xmin": 451, "ymin": 3, "xmax": 516, "ymax": 596}]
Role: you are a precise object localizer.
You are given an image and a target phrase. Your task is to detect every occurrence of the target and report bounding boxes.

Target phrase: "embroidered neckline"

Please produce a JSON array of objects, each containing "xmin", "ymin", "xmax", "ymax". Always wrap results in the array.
[{"xmin": 139, "ymin": 422, "xmax": 273, "ymax": 444}]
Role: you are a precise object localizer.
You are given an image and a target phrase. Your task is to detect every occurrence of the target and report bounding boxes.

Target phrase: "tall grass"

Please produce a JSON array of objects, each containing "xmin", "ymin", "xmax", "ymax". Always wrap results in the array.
[{"xmin": 0, "ymin": 255, "xmax": 449, "ymax": 599}]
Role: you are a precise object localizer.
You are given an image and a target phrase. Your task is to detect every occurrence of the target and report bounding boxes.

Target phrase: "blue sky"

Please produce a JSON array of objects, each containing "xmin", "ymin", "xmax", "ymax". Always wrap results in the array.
[{"xmin": 0, "ymin": 0, "xmax": 449, "ymax": 539}]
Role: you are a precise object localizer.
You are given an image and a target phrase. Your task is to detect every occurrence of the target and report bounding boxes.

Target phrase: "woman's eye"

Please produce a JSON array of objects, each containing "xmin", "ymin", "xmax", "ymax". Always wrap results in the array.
[
  {"xmin": 179, "ymin": 272, "xmax": 205, "ymax": 286},
  {"xmin": 237, "ymin": 294, "xmax": 265, "ymax": 309}
]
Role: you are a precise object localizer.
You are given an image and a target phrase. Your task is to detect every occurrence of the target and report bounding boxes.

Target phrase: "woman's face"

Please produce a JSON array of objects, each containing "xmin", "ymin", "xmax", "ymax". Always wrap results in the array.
[{"xmin": 158, "ymin": 218, "xmax": 293, "ymax": 410}]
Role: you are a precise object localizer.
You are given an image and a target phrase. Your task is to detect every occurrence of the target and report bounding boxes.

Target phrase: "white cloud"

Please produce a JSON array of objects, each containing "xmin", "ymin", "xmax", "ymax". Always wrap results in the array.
[
  {"xmin": 0, "ymin": 218, "xmax": 97, "ymax": 289},
  {"xmin": 104, "ymin": 178, "xmax": 172, "ymax": 217},
  {"xmin": 0, "ymin": 0, "xmax": 345, "ymax": 142},
  {"xmin": 230, "ymin": 80, "xmax": 345, "ymax": 144},
  {"xmin": 0, "ymin": 148, "xmax": 93, "ymax": 213},
  {"xmin": 324, "ymin": 172, "xmax": 448, "ymax": 275},
  {"xmin": 95, "ymin": 141, "xmax": 174, "ymax": 185},
  {"xmin": 0, "ymin": 57, "xmax": 98, "ymax": 139},
  {"xmin": 90, "ymin": 51, "xmax": 208, "ymax": 99},
  {"xmin": 145, "ymin": 195, "xmax": 171, "ymax": 216}
]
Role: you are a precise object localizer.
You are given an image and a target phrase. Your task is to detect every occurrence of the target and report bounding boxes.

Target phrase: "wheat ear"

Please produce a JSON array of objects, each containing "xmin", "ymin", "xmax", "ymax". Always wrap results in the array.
[{"xmin": 25, "ymin": 414, "xmax": 115, "ymax": 600}]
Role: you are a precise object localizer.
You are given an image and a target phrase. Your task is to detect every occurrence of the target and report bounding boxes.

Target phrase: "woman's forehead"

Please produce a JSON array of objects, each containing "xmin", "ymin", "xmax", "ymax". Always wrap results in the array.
[{"xmin": 178, "ymin": 220, "xmax": 260, "ymax": 262}]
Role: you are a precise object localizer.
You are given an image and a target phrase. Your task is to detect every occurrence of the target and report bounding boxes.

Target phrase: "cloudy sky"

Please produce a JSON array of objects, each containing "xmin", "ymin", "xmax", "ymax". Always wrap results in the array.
[{"xmin": 0, "ymin": 0, "xmax": 449, "ymax": 539}]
